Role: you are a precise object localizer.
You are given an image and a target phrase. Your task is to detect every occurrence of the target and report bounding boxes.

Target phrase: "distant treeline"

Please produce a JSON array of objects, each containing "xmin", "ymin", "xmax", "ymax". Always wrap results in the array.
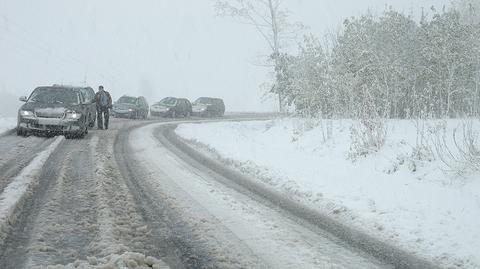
[{"xmin": 273, "ymin": 4, "xmax": 480, "ymax": 119}]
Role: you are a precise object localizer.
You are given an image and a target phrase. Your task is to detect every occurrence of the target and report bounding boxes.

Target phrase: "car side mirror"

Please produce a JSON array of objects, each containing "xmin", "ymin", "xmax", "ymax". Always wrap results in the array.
[{"xmin": 19, "ymin": 96, "xmax": 27, "ymax": 102}]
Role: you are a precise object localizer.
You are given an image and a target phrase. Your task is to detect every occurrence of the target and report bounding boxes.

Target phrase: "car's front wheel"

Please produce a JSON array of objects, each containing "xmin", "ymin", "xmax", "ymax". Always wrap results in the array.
[{"xmin": 16, "ymin": 128, "xmax": 26, "ymax": 137}]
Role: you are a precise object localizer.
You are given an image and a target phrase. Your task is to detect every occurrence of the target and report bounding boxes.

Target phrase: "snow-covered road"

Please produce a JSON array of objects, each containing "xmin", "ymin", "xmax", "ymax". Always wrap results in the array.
[
  {"xmin": 127, "ymin": 123, "xmax": 389, "ymax": 269},
  {"xmin": 0, "ymin": 116, "xmax": 434, "ymax": 268}
]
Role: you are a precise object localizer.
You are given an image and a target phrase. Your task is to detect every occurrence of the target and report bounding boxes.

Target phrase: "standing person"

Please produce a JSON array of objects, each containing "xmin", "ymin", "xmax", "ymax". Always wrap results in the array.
[{"xmin": 95, "ymin": 85, "xmax": 112, "ymax": 130}]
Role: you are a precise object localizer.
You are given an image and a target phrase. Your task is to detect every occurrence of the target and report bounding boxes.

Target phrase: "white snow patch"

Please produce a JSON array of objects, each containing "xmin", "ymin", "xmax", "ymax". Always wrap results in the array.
[
  {"xmin": 0, "ymin": 116, "xmax": 16, "ymax": 135},
  {"xmin": 0, "ymin": 136, "xmax": 63, "ymax": 242},
  {"xmin": 176, "ymin": 118, "xmax": 480, "ymax": 269},
  {"xmin": 33, "ymin": 252, "xmax": 170, "ymax": 269}
]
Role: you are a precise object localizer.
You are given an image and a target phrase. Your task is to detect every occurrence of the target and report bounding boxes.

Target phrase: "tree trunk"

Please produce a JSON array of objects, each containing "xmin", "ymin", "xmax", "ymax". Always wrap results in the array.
[{"xmin": 268, "ymin": 0, "xmax": 283, "ymax": 113}]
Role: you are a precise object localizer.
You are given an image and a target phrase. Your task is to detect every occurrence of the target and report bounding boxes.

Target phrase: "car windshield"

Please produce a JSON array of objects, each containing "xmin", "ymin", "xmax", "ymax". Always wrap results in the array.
[
  {"xmin": 194, "ymin": 98, "xmax": 213, "ymax": 105},
  {"xmin": 28, "ymin": 88, "xmax": 80, "ymax": 105},
  {"xmin": 117, "ymin": 96, "xmax": 137, "ymax": 104},
  {"xmin": 158, "ymin": 98, "xmax": 177, "ymax": 106}
]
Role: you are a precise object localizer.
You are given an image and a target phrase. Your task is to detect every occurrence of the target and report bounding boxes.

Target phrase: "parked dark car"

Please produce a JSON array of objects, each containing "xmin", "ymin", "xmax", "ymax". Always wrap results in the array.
[
  {"xmin": 79, "ymin": 86, "xmax": 96, "ymax": 127},
  {"xmin": 112, "ymin": 95, "xmax": 149, "ymax": 119},
  {"xmin": 192, "ymin": 97, "xmax": 225, "ymax": 117},
  {"xmin": 17, "ymin": 85, "xmax": 90, "ymax": 138},
  {"xmin": 150, "ymin": 97, "xmax": 192, "ymax": 118}
]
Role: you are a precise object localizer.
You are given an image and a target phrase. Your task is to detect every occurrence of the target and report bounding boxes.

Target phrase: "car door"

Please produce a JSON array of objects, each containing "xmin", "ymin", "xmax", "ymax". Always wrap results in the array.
[
  {"xmin": 185, "ymin": 99, "xmax": 192, "ymax": 114},
  {"xmin": 77, "ymin": 91, "xmax": 89, "ymax": 123},
  {"xmin": 141, "ymin": 97, "xmax": 148, "ymax": 115},
  {"xmin": 143, "ymin": 98, "xmax": 149, "ymax": 114},
  {"xmin": 174, "ymin": 99, "xmax": 182, "ymax": 114},
  {"xmin": 81, "ymin": 88, "xmax": 95, "ymax": 124},
  {"xmin": 213, "ymin": 99, "xmax": 220, "ymax": 114}
]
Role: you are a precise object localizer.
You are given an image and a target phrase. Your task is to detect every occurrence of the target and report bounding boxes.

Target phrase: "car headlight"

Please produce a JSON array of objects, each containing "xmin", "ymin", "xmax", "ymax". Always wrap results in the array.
[
  {"xmin": 65, "ymin": 111, "xmax": 81, "ymax": 120},
  {"xmin": 128, "ymin": 108, "xmax": 134, "ymax": 112},
  {"xmin": 20, "ymin": 110, "xmax": 34, "ymax": 117}
]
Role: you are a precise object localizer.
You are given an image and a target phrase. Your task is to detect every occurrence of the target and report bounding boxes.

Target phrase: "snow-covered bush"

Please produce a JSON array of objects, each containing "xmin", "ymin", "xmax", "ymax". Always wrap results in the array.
[
  {"xmin": 432, "ymin": 120, "xmax": 480, "ymax": 177},
  {"xmin": 277, "ymin": 7, "xmax": 480, "ymax": 120},
  {"xmin": 348, "ymin": 118, "xmax": 387, "ymax": 160}
]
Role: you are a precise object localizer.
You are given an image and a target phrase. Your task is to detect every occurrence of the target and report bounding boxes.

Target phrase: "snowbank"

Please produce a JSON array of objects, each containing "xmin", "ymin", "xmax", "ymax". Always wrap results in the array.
[
  {"xmin": 0, "ymin": 116, "xmax": 16, "ymax": 135},
  {"xmin": 176, "ymin": 118, "xmax": 480, "ymax": 269},
  {"xmin": 38, "ymin": 252, "xmax": 170, "ymax": 269},
  {"xmin": 0, "ymin": 136, "xmax": 63, "ymax": 244}
]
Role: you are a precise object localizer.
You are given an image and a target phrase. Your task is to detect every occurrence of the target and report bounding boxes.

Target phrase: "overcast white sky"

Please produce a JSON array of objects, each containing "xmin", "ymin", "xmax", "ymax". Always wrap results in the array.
[{"xmin": 0, "ymin": 0, "xmax": 450, "ymax": 115}]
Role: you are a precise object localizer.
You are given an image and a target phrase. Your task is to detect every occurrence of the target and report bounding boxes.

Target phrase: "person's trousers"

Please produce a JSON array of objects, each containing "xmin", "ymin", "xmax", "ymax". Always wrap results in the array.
[{"xmin": 97, "ymin": 107, "xmax": 109, "ymax": 129}]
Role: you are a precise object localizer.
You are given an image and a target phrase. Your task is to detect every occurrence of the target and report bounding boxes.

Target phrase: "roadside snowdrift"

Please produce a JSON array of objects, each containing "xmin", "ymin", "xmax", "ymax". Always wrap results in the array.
[
  {"xmin": 0, "ymin": 117, "xmax": 16, "ymax": 135},
  {"xmin": 0, "ymin": 136, "xmax": 63, "ymax": 244},
  {"xmin": 42, "ymin": 252, "xmax": 170, "ymax": 269},
  {"xmin": 176, "ymin": 118, "xmax": 480, "ymax": 269}
]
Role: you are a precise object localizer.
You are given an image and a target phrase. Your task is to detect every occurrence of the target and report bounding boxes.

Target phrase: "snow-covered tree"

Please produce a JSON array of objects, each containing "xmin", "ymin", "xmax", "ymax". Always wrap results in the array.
[
  {"xmin": 452, "ymin": 0, "xmax": 480, "ymax": 24},
  {"xmin": 214, "ymin": 0, "xmax": 303, "ymax": 112}
]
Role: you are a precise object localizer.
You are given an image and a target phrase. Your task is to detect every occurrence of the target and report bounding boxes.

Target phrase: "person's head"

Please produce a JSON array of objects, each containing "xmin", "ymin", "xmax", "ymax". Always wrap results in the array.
[{"xmin": 98, "ymin": 85, "xmax": 104, "ymax": 92}]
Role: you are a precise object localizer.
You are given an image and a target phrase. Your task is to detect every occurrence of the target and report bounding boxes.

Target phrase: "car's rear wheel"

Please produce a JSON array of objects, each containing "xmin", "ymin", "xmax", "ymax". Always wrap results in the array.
[{"xmin": 89, "ymin": 113, "xmax": 96, "ymax": 127}]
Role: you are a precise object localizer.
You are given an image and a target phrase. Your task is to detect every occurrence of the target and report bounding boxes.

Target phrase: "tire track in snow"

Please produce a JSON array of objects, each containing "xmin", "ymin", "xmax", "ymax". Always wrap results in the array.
[
  {"xmin": 161, "ymin": 123, "xmax": 441, "ymax": 269},
  {"xmin": 0, "ymin": 126, "xmax": 166, "ymax": 267},
  {"xmin": 129, "ymin": 123, "xmax": 388, "ymax": 269},
  {"xmin": 0, "ymin": 135, "xmax": 55, "ymax": 192},
  {"xmin": 21, "ymin": 138, "xmax": 100, "ymax": 267},
  {"xmin": 115, "ymin": 124, "xmax": 248, "ymax": 269},
  {"xmin": 0, "ymin": 136, "xmax": 63, "ymax": 253},
  {"xmin": 89, "ymin": 132, "xmax": 157, "ymax": 257}
]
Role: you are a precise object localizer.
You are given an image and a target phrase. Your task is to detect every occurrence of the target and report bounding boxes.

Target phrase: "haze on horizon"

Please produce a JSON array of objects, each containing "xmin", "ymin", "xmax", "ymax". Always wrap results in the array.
[{"xmin": 0, "ymin": 0, "xmax": 450, "ymax": 116}]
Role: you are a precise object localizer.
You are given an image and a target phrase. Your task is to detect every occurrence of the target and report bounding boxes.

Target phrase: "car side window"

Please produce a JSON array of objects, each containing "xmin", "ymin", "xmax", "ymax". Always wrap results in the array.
[
  {"xmin": 88, "ymin": 90, "xmax": 94, "ymax": 102},
  {"xmin": 77, "ymin": 92, "xmax": 84, "ymax": 104}
]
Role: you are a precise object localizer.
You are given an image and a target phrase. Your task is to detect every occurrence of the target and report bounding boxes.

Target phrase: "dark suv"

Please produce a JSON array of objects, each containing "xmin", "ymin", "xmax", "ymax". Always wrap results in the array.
[
  {"xmin": 112, "ymin": 95, "xmax": 149, "ymax": 119},
  {"xmin": 17, "ymin": 85, "xmax": 90, "ymax": 138},
  {"xmin": 192, "ymin": 97, "xmax": 225, "ymax": 117},
  {"xmin": 150, "ymin": 97, "xmax": 192, "ymax": 118}
]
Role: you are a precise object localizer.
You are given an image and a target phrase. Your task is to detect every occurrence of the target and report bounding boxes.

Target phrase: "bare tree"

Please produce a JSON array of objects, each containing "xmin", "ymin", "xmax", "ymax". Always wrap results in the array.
[{"xmin": 214, "ymin": 0, "xmax": 302, "ymax": 112}]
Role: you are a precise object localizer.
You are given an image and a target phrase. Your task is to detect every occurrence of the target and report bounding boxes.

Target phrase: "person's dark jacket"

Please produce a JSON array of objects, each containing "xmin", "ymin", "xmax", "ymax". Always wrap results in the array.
[{"xmin": 95, "ymin": 90, "xmax": 113, "ymax": 109}]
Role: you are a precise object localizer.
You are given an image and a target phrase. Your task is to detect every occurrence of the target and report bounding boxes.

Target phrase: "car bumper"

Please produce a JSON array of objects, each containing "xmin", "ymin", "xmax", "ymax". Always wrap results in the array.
[
  {"xmin": 18, "ymin": 118, "xmax": 82, "ymax": 134},
  {"xmin": 151, "ymin": 111, "xmax": 171, "ymax": 117},
  {"xmin": 192, "ymin": 111, "xmax": 204, "ymax": 116},
  {"xmin": 113, "ymin": 110, "xmax": 136, "ymax": 118}
]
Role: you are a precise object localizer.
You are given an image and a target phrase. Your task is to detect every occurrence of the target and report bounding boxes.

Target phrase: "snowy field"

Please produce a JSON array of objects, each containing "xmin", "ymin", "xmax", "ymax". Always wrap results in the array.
[
  {"xmin": 0, "ymin": 116, "xmax": 16, "ymax": 135},
  {"xmin": 176, "ymin": 118, "xmax": 480, "ymax": 269}
]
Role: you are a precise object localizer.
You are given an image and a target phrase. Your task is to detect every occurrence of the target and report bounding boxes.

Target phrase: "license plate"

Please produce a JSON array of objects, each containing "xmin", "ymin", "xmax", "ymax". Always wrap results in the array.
[{"xmin": 38, "ymin": 118, "xmax": 62, "ymax": 125}]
